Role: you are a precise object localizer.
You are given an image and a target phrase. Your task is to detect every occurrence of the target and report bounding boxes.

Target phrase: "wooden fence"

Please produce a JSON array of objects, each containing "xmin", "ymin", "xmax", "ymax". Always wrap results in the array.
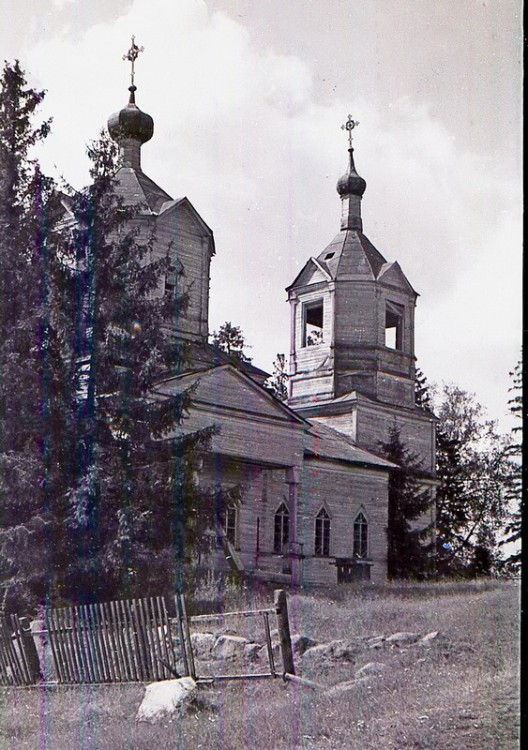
[
  {"xmin": 0, "ymin": 590, "xmax": 302, "ymax": 688},
  {"xmin": 0, "ymin": 615, "xmax": 41, "ymax": 686},
  {"xmin": 44, "ymin": 597, "xmax": 181, "ymax": 684}
]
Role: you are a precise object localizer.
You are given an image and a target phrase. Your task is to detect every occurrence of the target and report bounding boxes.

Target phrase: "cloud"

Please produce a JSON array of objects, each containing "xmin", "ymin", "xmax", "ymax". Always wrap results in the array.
[{"xmin": 19, "ymin": 0, "xmax": 522, "ymax": 430}]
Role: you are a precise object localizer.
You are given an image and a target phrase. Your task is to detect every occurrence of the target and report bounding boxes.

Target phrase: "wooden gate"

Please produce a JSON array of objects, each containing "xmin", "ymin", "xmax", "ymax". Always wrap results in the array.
[{"xmin": 44, "ymin": 597, "xmax": 181, "ymax": 684}]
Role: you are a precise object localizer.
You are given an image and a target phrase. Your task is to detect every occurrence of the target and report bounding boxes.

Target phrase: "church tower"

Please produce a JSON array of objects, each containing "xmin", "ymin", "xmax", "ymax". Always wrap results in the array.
[
  {"xmin": 287, "ymin": 118, "xmax": 436, "ymax": 471},
  {"xmin": 106, "ymin": 38, "xmax": 215, "ymax": 346}
]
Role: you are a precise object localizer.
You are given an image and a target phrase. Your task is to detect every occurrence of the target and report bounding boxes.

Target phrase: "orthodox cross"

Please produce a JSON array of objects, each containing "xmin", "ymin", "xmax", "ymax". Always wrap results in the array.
[
  {"xmin": 123, "ymin": 35, "xmax": 144, "ymax": 87},
  {"xmin": 341, "ymin": 114, "xmax": 360, "ymax": 147}
]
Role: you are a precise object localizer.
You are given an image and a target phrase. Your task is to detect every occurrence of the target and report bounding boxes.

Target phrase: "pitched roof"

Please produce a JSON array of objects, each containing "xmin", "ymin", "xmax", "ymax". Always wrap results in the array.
[
  {"xmin": 288, "ymin": 229, "xmax": 417, "ymax": 296},
  {"xmin": 304, "ymin": 420, "xmax": 396, "ymax": 469}
]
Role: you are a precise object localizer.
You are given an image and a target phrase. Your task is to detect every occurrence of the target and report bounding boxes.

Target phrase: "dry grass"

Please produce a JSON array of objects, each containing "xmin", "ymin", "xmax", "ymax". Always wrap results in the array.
[{"xmin": 0, "ymin": 579, "xmax": 520, "ymax": 750}]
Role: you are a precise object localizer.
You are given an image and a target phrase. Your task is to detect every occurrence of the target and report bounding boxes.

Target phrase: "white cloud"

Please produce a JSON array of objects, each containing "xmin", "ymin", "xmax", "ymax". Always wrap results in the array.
[{"xmin": 19, "ymin": 0, "xmax": 522, "ymax": 431}]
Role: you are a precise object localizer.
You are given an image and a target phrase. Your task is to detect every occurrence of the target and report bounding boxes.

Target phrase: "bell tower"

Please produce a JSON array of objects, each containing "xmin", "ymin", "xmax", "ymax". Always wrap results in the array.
[
  {"xmin": 286, "ymin": 117, "xmax": 436, "ymax": 472},
  {"xmin": 287, "ymin": 116, "xmax": 418, "ymax": 411}
]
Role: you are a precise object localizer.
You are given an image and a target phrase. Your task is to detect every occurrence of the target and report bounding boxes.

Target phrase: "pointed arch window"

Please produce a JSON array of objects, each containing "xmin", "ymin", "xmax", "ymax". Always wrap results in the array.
[
  {"xmin": 353, "ymin": 512, "xmax": 368, "ymax": 558},
  {"xmin": 274, "ymin": 502, "xmax": 290, "ymax": 553},
  {"xmin": 314, "ymin": 507, "xmax": 331, "ymax": 556}
]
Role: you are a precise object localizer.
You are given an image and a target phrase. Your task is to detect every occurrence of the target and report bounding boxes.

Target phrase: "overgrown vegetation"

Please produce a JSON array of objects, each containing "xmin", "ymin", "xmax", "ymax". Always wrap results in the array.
[
  {"xmin": 0, "ymin": 580, "xmax": 519, "ymax": 750},
  {"xmin": 0, "ymin": 62, "xmax": 233, "ymax": 614}
]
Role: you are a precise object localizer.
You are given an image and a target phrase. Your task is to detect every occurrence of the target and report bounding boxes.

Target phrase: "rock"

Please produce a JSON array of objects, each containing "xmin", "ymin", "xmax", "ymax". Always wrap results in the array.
[
  {"xmin": 258, "ymin": 642, "xmax": 281, "ymax": 663},
  {"xmin": 136, "ymin": 678, "xmax": 197, "ymax": 723},
  {"xmin": 417, "ymin": 631, "xmax": 440, "ymax": 645},
  {"xmin": 386, "ymin": 631, "xmax": 421, "ymax": 646},
  {"xmin": 367, "ymin": 636, "xmax": 385, "ymax": 649},
  {"xmin": 212, "ymin": 635, "xmax": 249, "ymax": 660},
  {"xmin": 291, "ymin": 634, "xmax": 317, "ymax": 656},
  {"xmin": 244, "ymin": 642, "xmax": 263, "ymax": 661},
  {"xmin": 302, "ymin": 639, "xmax": 356, "ymax": 663},
  {"xmin": 355, "ymin": 661, "xmax": 387, "ymax": 677},
  {"xmin": 190, "ymin": 633, "xmax": 216, "ymax": 659}
]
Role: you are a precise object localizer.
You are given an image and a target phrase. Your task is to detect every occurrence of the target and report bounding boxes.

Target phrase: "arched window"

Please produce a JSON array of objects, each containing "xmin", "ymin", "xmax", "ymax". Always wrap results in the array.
[
  {"xmin": 274, "ymin": 503, "xmax": 289, "ymax": 553},
  {"xmin": 314, "ymin": 508, "xmax": 331, "ymax": 556},
  {"xmin": 353, "ymin": 512, "xmax": 368, "ymax": 558}
]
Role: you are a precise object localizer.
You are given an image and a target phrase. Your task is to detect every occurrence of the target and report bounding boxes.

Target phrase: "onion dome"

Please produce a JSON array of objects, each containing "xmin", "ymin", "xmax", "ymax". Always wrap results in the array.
[
  {"xmin": 336, "ymin": 147, "xmax": 366, "ymax": 197},
  {"xmin": 108, "ymin": 85, "xmax": 154, "ymax": 145}
]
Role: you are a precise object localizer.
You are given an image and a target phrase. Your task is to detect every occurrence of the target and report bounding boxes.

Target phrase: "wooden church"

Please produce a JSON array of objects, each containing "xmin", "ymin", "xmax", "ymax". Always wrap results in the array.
[{"xmin": 104, "ymin": 71, "xmax": 436, "ymax": 587}]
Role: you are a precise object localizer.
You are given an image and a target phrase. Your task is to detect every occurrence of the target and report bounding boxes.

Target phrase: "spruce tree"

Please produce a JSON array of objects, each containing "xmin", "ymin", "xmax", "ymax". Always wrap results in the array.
[
  {"xmin": 0, "ymin": 61, "xmax": 69, "ymax": 612},
  {"xmin": 53, "ymin": 131, "xmax": 227, "ymax": 603},
  {"xmin": 380, "ymin": 427, "xmax": 433, "ymax": 578}
]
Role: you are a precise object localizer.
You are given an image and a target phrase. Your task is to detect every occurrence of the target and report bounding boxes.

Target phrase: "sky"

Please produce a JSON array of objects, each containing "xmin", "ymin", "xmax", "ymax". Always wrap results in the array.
[{"xmin": 1, "ymin": 0, "xmax": 523, "ymax": 431}]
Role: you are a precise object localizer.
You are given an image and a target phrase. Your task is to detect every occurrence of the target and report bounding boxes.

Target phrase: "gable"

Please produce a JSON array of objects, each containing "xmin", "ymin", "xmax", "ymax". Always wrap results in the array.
[
  {"xmin": 158, "ymin": 366, "xmax": 305, "ymax": 425},
  {"xmin": 287, "ymin": 258, "xmax": 331, "ymax": 291},
  {"xmin": 159, "ymin": 197, "xmax": 215, "ymax": 251},
  {"xmin": 378, "ymin": 261, "xmax": 418, "ymax": 296}
]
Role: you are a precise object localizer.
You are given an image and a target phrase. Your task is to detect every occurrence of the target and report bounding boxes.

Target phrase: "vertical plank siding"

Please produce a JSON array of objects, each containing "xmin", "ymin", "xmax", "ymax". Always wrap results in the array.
[{"xmin": 0, "ymin": 616, "xmax": 35, "ymax": 686}]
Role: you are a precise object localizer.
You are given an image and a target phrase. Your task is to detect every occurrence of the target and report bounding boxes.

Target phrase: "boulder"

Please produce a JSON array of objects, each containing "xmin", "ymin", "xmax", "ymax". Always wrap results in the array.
[
  {"xmin": 190, "ymin": 633, "xmax": 216, "ymax": 659},
  {"xmin": 367, "ymin": 636, "xmax": 386, "ymax": 649},
  {"xmin": 355, "ymin": 661, "xmax": 387, "ymax": 678},
  {"xmin": 386, "ymin": 632, "xmax": 421, "ymax": 646},
  {"xmin": 212, "ymin": 635, "xmax": 249, "ymax": 660},
  {"xmin": 136, "ymin": 678, "xmax": 197, "ymax": 723},
  {"xmin": 291, "ymin": 634, "xmax": 317, "ymax": 656},
  {"xmin": 417, "ymin": 631, "xmax": 440, "ymax": 646}
]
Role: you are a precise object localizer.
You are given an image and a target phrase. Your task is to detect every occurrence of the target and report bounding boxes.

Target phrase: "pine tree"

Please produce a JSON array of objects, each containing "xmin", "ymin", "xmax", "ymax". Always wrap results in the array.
[
  {"xmin": 266, "ymin": 353, "xmax": 289, "ymax": 402},
  {"xmin": 379, "ymin": 427, "xmax": 433, "ymax": 579},
  {"xmin": 211, "ymin": 321, "xmax": 252, "ymax": 363}
]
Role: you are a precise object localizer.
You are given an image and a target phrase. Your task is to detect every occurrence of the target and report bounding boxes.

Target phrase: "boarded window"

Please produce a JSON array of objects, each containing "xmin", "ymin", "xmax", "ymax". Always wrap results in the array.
[
  {"xmin": 353, "ymin": 512, "xmax": 368, "ymax": 558},
  {"xmin": 385, "ymin": 301, "xmax": 404, "ymax": 350},
  {"xmin": 303, "ymin": 300, "xmax": 324, "ymax": 347},
  {"xmin": 314, "ymin": 508, "xmax": 331, "ymax": 556},
  {"xmin": 274, "ymin": 502, "xmax": 290, "ymax": 553}
]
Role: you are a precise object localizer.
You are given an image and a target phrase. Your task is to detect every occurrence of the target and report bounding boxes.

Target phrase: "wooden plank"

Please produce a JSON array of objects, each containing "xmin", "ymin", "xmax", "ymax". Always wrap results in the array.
[
  {"xmin": 52, "ymin": 608, "xmax": 72, "ymax": 683},
  {"xmin": 174, "ymin": 596, "xmax": 189, "ymax": 677},
  {"xmin": 88, "ymin": 604, "xmax": 106, "ymax": 682},
  {"xmin": 137, "ymin": 598, "xmax": 156, "ymax": 680},
  {"xmin": 154, "ymin": 597, "xmax": 171, "ymax": 679},
  {"xmin": 130, "ymin": 599, "xmax": 148, "ymax": 681},
  {"xmin": 179, "ymin": 595, "xmax": 196, "ymax": 680},
  {"xmin": 110, "ymin": 600, "xmax": 128, "ymax": 682},
  {"xmin": 119, "ymin": 599, "xmax": 138, "ymax": 681},
  {"xmin": 11, "ymin": 616, "xmax": 31, "ymax": 684},
  {"xmin": 147, "ymin": 598, "xmax": 164, "ymax": 681},
  {"xmin": 70, "ymin": 606, "xmax": 88, "ymax": 683},
  {"xmin": 80, "ymin": 605, "xmax": 98, "ymax": 683},
  {"xmin": 189, "ymin": 607, "xmax": 275, "ymax": 622},
  {"xmin": 100, "ymin": 602, "xmax": 118, "ymax": 682},
  {"xmin": 263, "ymin": 612, "xmax": 276, "ymax": 677},
  {"xmin": 0, "ymin": 618, "xmax": 18, "ymax": 685},
  {"xmin": 274, "ymin": 590, "xmax": 295, "ymax": 675}
]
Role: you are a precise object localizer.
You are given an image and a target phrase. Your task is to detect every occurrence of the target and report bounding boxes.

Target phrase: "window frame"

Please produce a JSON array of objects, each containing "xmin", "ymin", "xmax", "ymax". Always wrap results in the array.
[
  {"xmin": 302, "ymin": 299, "xmax": 324, "ymax": 348},
  {"xmin": 353, "ymin": 511, "xmax": 369, "ymax": 559},
  {"xmin": 314, "ymin": 507, "xmax": 331, "ymax": 557},
  {"xmin": 273, "ymin": 502, "xmax": 290, "ymax": 554}
]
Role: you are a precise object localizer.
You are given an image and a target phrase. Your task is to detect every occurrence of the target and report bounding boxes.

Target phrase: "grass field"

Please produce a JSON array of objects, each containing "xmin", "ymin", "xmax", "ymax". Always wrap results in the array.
[{"xmin": 0, "ymin": 579, "xmax": 520, "ymax": 750}]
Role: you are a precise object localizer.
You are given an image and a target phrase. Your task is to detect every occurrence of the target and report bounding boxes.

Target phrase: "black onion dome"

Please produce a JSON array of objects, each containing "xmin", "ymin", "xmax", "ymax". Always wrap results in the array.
[
  {"xmin": 336, "ymin": 147, "xmax": 366, "ymax": 197},
  {"xmin": 107, "ymin": 85, "xmax": 154, "ymax": 144}
]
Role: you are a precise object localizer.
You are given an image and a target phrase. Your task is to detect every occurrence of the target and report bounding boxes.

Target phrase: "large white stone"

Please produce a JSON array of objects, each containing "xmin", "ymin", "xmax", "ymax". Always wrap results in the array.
[
  {"xmin": 136, "ymin": 678, "xmax": 197, "ymax": 723},
  {"xmin": 212, "ymin": 635, "xmax": 248, "ymax": 660},
  {"xmin": 385, "ymin": 631, "xmax": 421, "ymax": 646}
]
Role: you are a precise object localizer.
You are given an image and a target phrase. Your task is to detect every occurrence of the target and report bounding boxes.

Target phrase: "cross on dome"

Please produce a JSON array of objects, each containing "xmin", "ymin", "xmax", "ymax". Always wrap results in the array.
[
  {"xmin": 123, "ymin": 35, "xmax": 144, "ymax": 88},
  {"xmin": 341, "ymin": 114, "xmax": 360, "ymax": 148}
]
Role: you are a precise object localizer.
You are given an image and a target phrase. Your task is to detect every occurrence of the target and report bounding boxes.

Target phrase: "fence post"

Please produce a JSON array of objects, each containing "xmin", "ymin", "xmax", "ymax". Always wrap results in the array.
[
  {"xmin": 18, "ymin": 617, "xmax": 42, "ymax": 683},
  {"xmin": 274, "ymin": 589, "xmax": 294, "ymax": 675}
]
